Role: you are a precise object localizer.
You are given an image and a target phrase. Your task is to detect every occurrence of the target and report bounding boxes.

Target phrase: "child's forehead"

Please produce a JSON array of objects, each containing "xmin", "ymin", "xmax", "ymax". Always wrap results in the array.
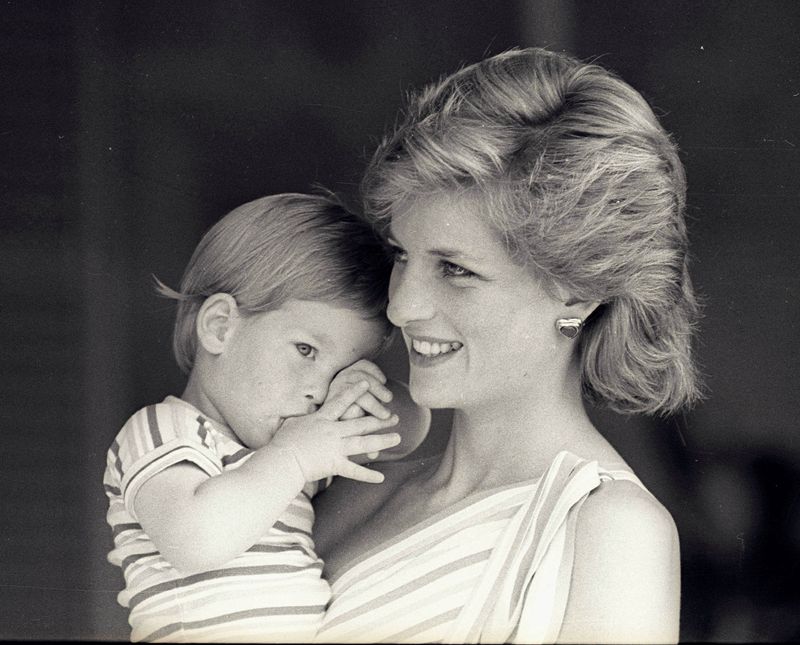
[
  {"xmin": 276, "ymin": 299, "xmax": 387, "ymax": 346},
  {"xmin": 278, "ymin": 298, "xmax": 377, "ymax": 322}
]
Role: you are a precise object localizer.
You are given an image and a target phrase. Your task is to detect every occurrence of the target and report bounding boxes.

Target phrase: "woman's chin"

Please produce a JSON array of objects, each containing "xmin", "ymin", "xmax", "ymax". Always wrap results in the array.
[{"xmin": 407, "ymin": 378, "xmax": 460, "ymax": 410}]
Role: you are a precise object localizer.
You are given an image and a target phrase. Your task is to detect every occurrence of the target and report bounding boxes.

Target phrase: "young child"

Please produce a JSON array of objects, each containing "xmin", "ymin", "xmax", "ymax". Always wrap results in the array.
[{"xmin": 103, "ymin": 193, "xmax": 429, "ymax": 643}]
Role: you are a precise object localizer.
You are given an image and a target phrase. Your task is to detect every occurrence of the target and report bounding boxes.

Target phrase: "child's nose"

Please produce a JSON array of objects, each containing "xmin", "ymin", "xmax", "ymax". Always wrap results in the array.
[
  {"xmin": 303, "ymin": 396, "xmax": 319, "ymax": 413},
  {"xmin": 303, "ymin": 382, "xmax": 328, "ymax": 410}
]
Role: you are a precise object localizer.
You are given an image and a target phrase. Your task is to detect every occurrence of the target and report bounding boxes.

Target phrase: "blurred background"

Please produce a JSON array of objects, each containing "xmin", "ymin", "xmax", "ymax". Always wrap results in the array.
[{"xmin": 2, "ymin": 0, "xmax": 799, "ymax": 641}]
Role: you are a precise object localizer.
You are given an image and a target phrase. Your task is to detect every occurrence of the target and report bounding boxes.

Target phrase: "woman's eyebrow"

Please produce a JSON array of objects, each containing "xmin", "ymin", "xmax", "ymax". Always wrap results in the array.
[
  {"xmin": 430, "ymin": 247, "xmax": 473, "ymax": 260},
  {"xmin": 388, "ymin": 234, "xmax": 481, "ymax": 262},
  {"xmin": 428, "ymin": 246, "xmax": 490, "ymax": 266}
]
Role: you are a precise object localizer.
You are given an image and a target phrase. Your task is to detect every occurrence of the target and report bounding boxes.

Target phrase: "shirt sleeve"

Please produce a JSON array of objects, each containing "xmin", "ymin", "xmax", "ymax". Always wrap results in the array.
[{"xmin": 110, "ymin": 402, "xmax": 224, "ymax": 516}]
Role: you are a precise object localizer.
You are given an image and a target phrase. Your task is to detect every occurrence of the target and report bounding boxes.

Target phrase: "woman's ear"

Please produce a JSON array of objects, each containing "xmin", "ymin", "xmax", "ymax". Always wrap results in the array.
[
  {"xmin": 564, "ymin": 297, "xmax": 601, "ymax": 321},
  {"xmin": 554, "ymin": 283, "xmax": 601, "ymax": 321},
  {"xmin": 196, "ymin": 293, "xmax": 240, "ymax": 355}
]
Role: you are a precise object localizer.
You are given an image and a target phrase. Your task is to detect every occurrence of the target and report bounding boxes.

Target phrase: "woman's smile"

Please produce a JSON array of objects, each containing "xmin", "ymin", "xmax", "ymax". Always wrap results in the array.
[
  {"xmin": 386, "ymin": 192, "xmax": 566, "ymax": 411},
  {"xmin": 405, "ymin": 333, "xmax": 464, "ymax": 365}
]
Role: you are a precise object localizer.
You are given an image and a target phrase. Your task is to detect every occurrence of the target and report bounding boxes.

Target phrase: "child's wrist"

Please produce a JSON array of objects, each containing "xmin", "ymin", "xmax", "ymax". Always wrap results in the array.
[
  {"xmin": 249, "ymin": 442, "xmax": 309, "ymax": 487},
  {"xmin": 272, "ymin": 444, "xmax": 315, "ymax": 484}
]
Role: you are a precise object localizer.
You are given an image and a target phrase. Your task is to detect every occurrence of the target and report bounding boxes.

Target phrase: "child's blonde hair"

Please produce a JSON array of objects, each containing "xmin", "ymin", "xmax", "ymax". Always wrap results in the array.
[{"xmin": 158, "ymin": 192, "xmax": 391, "ymax": 374}]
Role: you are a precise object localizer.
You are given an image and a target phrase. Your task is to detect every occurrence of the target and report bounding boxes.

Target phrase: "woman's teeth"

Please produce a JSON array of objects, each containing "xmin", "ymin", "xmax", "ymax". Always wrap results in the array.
[{"xmin": 411, "ymin": 339, "xmax": 463, "ymax": 356}]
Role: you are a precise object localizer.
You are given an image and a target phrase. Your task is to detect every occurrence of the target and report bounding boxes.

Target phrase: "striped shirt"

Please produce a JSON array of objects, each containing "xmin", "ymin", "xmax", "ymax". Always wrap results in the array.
[
  {"xmin": 316, "ymin": 451, "xmax": 649, "ymax": 644},
  {"xmin": 103, "ymin": 396, "xmax": 330, "ymax": 642}
]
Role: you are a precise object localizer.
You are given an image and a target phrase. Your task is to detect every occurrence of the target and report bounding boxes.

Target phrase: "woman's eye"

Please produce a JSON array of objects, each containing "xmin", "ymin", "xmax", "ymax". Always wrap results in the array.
[
  {"xmin": 295, "ymin": 343, "xmax": 316, "ymax": 358},
  {"xmin": 441, "ymin": 261, "xmax": 476, "ymax": 279}
]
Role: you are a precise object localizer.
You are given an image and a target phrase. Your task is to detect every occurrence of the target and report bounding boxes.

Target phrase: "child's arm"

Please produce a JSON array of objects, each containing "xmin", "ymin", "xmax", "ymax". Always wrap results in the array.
[
  {"xmin": 327, "ymin": 360, "xmax": 430, "ymax": 462},
  {"xmin": 133, "ymin": 380, "xmax": 400, "ymax": 575}
]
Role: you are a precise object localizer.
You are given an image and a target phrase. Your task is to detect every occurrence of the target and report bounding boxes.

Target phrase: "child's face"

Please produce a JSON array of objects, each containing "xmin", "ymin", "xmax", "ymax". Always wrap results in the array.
[{"xmin": 207, "ymin": 299, "xmax": 387, "ymax": 450}]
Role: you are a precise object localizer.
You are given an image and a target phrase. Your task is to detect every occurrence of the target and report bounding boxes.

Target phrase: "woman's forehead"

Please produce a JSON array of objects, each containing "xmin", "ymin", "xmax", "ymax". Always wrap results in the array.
[{"xmin": 389, "ymin": 193, "xmax": 511, "ymax": 259}]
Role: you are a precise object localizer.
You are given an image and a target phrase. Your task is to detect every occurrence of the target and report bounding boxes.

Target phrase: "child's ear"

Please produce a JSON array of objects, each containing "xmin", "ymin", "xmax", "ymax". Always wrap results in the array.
[{"xmin": 196, "ymin": 293, "xmax": 240, "ymax": 355}]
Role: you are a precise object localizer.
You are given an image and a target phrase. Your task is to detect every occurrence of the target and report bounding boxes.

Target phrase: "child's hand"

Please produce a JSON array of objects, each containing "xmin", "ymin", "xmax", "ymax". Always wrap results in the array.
[
  {"xmin": 328, "ymin": 359, "xmax": 394, "ymax": 421},
  {"xmin": 270, "ymin": 380, "xmax": 400, "ymax": 484},
  {"xmin": 368, "ymin": 379, "xmax": 431, "ymax": 462},
  {"xmin": 345, "ymin": 378, "xmax": 432, "ymax": 464}
]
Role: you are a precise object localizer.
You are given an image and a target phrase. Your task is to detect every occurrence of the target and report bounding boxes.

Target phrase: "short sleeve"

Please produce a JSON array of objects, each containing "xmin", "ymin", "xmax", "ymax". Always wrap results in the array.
[{"xmin": 108, "ymin": 401, "xmax": 224, "ymax": 516}]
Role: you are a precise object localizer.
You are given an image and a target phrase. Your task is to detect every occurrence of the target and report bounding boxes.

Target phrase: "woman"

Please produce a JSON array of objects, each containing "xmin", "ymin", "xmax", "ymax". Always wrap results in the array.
[{"xmin": 313, "ymin": 47, "xmax": 701, "ymax": 644}]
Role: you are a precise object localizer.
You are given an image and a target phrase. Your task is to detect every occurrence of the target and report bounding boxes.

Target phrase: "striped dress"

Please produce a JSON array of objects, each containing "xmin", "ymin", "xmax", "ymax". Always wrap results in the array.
[
  {"xmin": 316, "ymin": 450, "xmax": 649, "ymax": 644},
  {"xmin": 103, "ymin": 396, "xmax": 330, "ymax": 643}
]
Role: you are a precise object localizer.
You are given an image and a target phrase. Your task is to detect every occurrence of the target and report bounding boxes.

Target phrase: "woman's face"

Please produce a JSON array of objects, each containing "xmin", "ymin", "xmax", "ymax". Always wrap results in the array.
[{"xmin": 386, "ymin": 192, "xmax": 568, "ymax": 411}]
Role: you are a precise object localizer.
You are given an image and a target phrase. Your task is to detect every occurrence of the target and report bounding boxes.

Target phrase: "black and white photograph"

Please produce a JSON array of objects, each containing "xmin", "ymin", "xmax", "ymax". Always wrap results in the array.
[{"xmin": 2, "ymin": 1, "xmax": 799, "ymax": 642}]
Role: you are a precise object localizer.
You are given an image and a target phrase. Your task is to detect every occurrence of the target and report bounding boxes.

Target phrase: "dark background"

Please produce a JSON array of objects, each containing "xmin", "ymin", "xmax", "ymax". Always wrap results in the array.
[{"xmin": 2, "ymin": 1, "xmax": 799, "ymax": 641}]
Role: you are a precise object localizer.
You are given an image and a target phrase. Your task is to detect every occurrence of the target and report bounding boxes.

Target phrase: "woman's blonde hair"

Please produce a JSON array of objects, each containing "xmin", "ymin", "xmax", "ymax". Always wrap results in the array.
[
  {"xmin": 363, "ymin": 47, "xmax": 702, "ymax": 415},
  {"xmin": 158, "ymin": 192, "xmax": 392, "ymax": 374}
]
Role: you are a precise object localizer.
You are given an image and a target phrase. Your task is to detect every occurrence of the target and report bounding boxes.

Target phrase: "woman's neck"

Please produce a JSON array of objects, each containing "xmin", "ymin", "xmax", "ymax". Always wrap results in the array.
[{"xmin": 421, "ymin": 363, "xmax": 607, "ymax": 502}]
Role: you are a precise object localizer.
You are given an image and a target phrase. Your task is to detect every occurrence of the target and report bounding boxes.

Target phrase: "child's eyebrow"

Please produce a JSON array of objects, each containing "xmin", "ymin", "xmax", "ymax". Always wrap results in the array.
[{"xmin": 309, "ymin": 331, "xmax": 332, "ymax": 347}]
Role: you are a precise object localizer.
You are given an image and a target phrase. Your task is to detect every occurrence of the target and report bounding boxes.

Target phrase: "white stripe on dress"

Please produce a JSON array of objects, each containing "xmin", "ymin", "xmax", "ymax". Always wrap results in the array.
[{"xmin": 317, "ymin": 451, "xmax": 651, "ymax": 644}]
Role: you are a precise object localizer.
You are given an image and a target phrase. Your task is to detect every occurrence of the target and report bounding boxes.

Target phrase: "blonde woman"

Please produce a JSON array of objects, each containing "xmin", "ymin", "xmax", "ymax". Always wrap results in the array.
[{"xmin": 314, "ymin": 47, "xmax": 701, "ymax": 644}]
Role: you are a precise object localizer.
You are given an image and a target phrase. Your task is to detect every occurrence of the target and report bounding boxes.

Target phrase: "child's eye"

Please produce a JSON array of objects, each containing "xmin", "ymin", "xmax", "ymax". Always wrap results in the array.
[
  {"xmin": 441, "ymin": 260, "xmax": 476, "ymax": 279},
  {"xmin": 295, "ymin": 343, "xmax": 317, "ymax": 359}
]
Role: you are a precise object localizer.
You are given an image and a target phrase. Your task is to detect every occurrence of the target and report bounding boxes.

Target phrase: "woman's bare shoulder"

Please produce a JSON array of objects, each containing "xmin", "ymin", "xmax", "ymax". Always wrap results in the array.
[
  {"xmin": 579, "ymin": 476, "xmax": 678, "ymax": 546},
  {"xmin": 560, "ymin": 478, "xmax": 681, "ymax": 643}
]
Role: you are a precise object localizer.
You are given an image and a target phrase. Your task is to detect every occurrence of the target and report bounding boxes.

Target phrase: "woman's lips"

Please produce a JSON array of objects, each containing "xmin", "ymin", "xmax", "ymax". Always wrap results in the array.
[
  {"xmin": 411, "ymin": 338, "xmax": 463, "ymax": 356},
  {"xmin": 406, "ymin": 335, "xmax": 463, "ymax": 366}
]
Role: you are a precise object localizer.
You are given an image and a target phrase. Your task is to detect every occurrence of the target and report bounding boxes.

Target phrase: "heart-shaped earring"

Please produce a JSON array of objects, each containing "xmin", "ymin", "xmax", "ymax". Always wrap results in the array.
[{"xmin": 555, "ymin": 318, "xmax": 583, "ymax": 339}]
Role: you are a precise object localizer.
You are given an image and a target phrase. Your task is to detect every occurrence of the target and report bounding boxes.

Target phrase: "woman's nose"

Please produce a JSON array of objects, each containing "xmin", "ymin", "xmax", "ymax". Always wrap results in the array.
[{"xmin": 387, "ymin": 264, "xmax": 434, "ymax": 327}]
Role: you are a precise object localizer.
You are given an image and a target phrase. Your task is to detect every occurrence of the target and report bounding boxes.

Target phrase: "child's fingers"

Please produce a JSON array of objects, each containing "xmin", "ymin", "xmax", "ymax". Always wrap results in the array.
[
  {"xmin": 339, "ymin": 403, "xmax": 366, "ymax": 420},
  {"xmin": 332, "ymin": 367, "xmax": 392, "ymax": 404},
  {"xmin": 337, "ymin": 461, "xmax": 386, "ymax": 484},
  {"xmin": 342, "ymin": 431, "xmax": 401, "ymax": 457},
  {"xmin": 354, "ymin": 392, "xmax": 392, "ymax": 420},
  {"xmin": 346, "ymin": 451, "xmax": 379, "ymax": 465},
  {"xmin": 319, "ymin": 380, "xmax": 371, "ymax": 420},
  {"xmin": 340, "ymin": 372, "xmax": 392, "ymax": 403},
  {"xmin": 345, "ymin": 359, "xmax": 387, "ymax": 385},
  {"xmin": 339, "ymin": 413, "xmax": 399, "ymax": 437},
  {"xmin": 366, "ymin": 379, "xmax": 393, "ymax": 404}
]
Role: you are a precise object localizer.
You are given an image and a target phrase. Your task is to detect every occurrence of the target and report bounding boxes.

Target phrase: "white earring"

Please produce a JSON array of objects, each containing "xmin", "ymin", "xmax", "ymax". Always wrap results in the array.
[{"xmin": 555, "ymin": 318, "xmax": 583, "ymax": 339}]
